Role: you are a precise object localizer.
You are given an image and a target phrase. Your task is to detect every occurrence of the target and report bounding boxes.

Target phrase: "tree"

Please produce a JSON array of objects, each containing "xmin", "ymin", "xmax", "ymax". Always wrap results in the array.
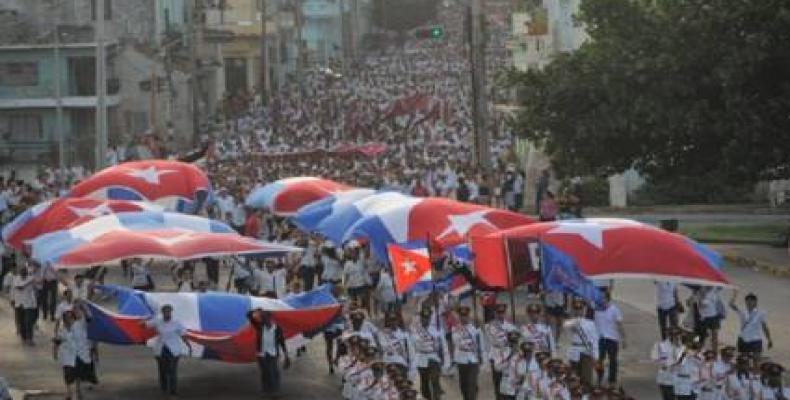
[
  {"xmin": 509, "ymin": 0, "xmax": 790, "ymax": 188},
  {"xmin": 370, "ymin": 0, "xmax": 440, "ymax": 33}
]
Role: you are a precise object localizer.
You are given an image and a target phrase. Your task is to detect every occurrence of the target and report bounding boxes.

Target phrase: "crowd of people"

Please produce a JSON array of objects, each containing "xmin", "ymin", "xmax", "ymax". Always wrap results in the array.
[{"xmin": 0, "ymin": 2, "xmax": 788, "ymax": 400}]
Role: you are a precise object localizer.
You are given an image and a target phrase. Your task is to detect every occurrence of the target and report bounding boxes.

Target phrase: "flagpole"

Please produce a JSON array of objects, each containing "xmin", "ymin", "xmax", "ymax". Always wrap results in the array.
[{"xmin": 503, "ymin": 237, "xmax": 516, "ymax": 324}]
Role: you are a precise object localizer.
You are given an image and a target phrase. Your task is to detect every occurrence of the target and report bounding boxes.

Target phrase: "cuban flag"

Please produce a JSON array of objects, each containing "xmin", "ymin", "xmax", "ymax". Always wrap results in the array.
[
  {"xmin": 541, "ymin": 243, "xmax": 605, "ymax": 307},
  {"xmin": 387, "ymin": 241, "xmax": 433, "ymax": 294},
  {"xmin": 409, "ymin": 273, "xmax": 474, "ymax": 298},
  {"xmin": 67, "ymin": 160, "xmax": 212, "ymax": 213},
  {"xmin": 308, "ymin": 191, "xmax": 416, "ymax": 245},
  {"xmin": 1, "ymin": 198, "xmax": 163, "ymax": 251},
  {"xmin": 292, "ymin": 188, "xmax": 376, "ymax": 233},
  {"xmin": 343, "ymin": 197, "xmax": 535, "ymax": 262},
  {"xmin": 30, "ymin": 211, "xmax": 299, "ymax": 268},
  {"xmin": 86, "ymin": 285, "xmax": 342, "ymax": 363},
  {"xmin": 245, "ymin": 177, "xmax": 351, "ymax": 216},
  {"xmin": 472, "ymin": 218, "xmax": 730, "ymax": 288}
]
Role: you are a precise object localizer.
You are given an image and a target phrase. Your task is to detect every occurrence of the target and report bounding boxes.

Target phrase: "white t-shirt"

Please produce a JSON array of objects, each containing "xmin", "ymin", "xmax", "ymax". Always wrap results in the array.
[
  {"xmin": 258, "ymin": 324, "xmax": 279, "ymax": 357},
  {"xmin": 146, "ymin": 318, "xmax": 189, "ymax": 357},
  {"xmin": 655, "ymin": 281, "xmax": 676, "ymax": 310},
  {"xmin": 736, "ymin": 308, "xmax": 766, "ymax": 342},
  {"xmin": 594, "ymin": 304, "xmax": 623, "ymax": 341},
  {"xmin": 343, "ymin": 259, "xmax": 370, "ymax": 289},
  {"xmin": 12, "ymin": 275, "xmax": 37, "ymax": 309},
  {"xmin": 130, "ymin": 263, "xmax": 150, "ymax": 288},
  {"xmin": 321, "ymin": 255, "xmax": 342, "ymax": 282},
  {"xmin": 699, "ymin": 289, "xmax": 721, "ymax": 319}
]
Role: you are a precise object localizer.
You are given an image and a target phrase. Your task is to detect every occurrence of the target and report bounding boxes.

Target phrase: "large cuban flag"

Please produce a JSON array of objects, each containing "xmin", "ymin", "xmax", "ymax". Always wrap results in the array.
[
  {"xmin": 67, "ymin": 160, "xmax": 212, "ymax": 213},
  {"xmin": 342, "ymin": 197, "xmax": 535, "ymax": 261},
  {"xmin": 30, "ymin": 211, "xmax": 299, "ymax": 268},
  {"xmin": 306, "ymin": 191, "xmax": 417, "ymax": 245},
  {"xmin": 472, "ymin": 218, "xmax": 730, "ymax": 288},
  {"xmin": 292, "ymin": 188, "xmax": 376, "ymax": 233},
  {"xmin": 86, "ymin": 285, "xmax": 342, "ymax": 363},
  {"xmin": 1, "ymin": 198, "xmax": 163, "ymax": 251},
  {"xmin": 245, "ymin": 177, "xmax": 351, "ymax": 216}
]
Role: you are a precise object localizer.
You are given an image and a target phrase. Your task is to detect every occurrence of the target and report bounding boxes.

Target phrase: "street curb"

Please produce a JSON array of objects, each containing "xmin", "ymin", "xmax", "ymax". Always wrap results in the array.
[{"xmin": 722, "ymin": 252, "xmax": 790, "ymax": 279}]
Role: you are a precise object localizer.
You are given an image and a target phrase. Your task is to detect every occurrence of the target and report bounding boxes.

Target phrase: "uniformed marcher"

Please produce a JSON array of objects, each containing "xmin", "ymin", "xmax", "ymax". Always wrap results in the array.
[
  {"xmin": 724, "ymin": 354, "xmax": 751, "ymax": 400},
  {"xmin": 521, "ymin": 304, "xmax": 555, "ymax": 355},
  {"xmin": 673, "ymin": 338, "xmax": 703, "ymax": 400},
  {"xmin": 451, "ymin": 306, "xmax": 482, "ymax": 400},
  {"xmin": 651, "ymin": 326, "xmax": 683, "ymax": 400},
  {"xmin": 410, "ymin": 307, "xmax": 446, "ymax": 400},
  {"xmin": 759, "ymin": 362, "xmax": 789, "ymax": 400},
  {"xmin": 379, "ymin": 312, "xmax": 412, "ymax": 370},
  {"xmin": 564, "ymin": 298, "xmax": 599, "ymax": 388},
  {"xmin": 501, "ymin": 341, "xmax": 537, "ymax": 400},
  {"xmin": 699, "ymin": 349, "xmax": 726, "ymax": 400},
  {"xmin": 484, "ymin": 303, "xmax": 517, "ymax": 400}
]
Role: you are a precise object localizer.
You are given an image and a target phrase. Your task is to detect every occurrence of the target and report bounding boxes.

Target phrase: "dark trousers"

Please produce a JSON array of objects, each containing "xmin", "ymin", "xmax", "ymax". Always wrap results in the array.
[
  {"xmin": 39, "ymin": 280, "xmax": 58, "ymax": 321},
  {"xmin": 659, "ymin": 384, "xmax": 674, "ymax": 400},
  {"xmin": 14, "ymin": 306, "xmax": 23, "ymax": 337},
  {"xmin": 571, "ymin": 354, "xmax": 594, "ymax": 388},
  {"xmin": 418, "ymin": 360, "xmax": 441, "ymax": 400},
  {"xmin": 205, "ymin": 262, "xmax": 219, "ymax": 285},
  {"xmin": 457, "ymin": 363, "xmax": 479, "ymax": 400},
  {"xmin": 491, "ymin": 365, "xmax": 503, "ymax": 400},
  {"xmin": 676, "ymin": 395, "xmax": 696, "ymax": 400},
  {"xmin": 257, "ymin": 355, "xmax": 281, "ymax": 394},
  {"xmin": 156, "ymin": 347, "xmax": 179, "ymax": 395},
  {"xmin": 19, "ymin": 307, "xmax": 35, "ymax": 341},
  {"xmin": 657, "ymin": 306, "xmax": 678, "ymax": 340},
  {"xmin": 300, "ymin": 266, "xmax": 315, "ymax": 291},
  {"xmin": 597, "ymin": 338, "xmax": 619, "ymax": 385}
]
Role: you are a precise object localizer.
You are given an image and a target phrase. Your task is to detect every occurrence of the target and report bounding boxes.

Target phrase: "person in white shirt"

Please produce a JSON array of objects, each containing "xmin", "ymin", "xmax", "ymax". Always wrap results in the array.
[
  {"xmin": 651, "ymin": 326, "xmax": 683, "ymax": 400},
  {"xmin": 53, "ymin": 309, "xmax": 94, "ymax": 400},
  {"xmin": 697, "ymin": 286, "xmax": 724, "ymax": 351},
  {"xmin": 54, "ymin": 289, "xmax": 75, "ymax": 334},
  {"xmin": 247, "ymin": 308, "xmax": 289, "ymax": 397},
  {"xmin": 655, "ymin": 281, "xmax": 680, "ymax": 340},
  {"xmin": 143, "ymin": 304, "xmax": 192, "ymax": 396},
  {"xmin": 256, "ymin": 260, "xmax": 287, "ymax": 299},
  {"xmin": 374, "ymin": 268, "xmax": 398, "ymax": 314},
  {"xmin": 298, "ymin": 236, "xmax": 318, "ymax": 291},
  {"xmin": 451, "ymin": 306, "xmax": 482, "ymax": 400},
  {"xmin": 13, "ymin": 265, "xmax": 38, "ymax": 345},
  {"xmin": 410, "ymin": 307, "xmax": 446, "ymax": 400},
  {"xmin": 484, "ymin": 303, "xmax": 517, "ymax": 400},
  {"xmin": 130, "ymin": 258, "xmax": 154, "ymax": 292},
  {"xmin": 343, "ymin": 244, "xmax": 371, "ymax": 310},
  {"xmin": 378, "ymin": 312, "xmax": 412, "ymax": 370},
  {"xmin": 319, "ymin": 242, "xmax": 343, "ymax": 285},
  {"xmin": 673, "ymin": 339, "xmax": 703, "ymax": 400},
  {"xmin": 39, "ymin": 263, "xmax": 59, "ymax": 322},
  {"xmin": 564, "ymin": 298, "xmax": 599, "ymax": 388},
  {"xmin": 593, "ymin": 291, "xmax": 626, "ymax": 386},
  {"xmin": 729, "ymin": 291, "xmax": 773, "ymax": 358},
  {"xmin": 521, "ymin": 304, "xmax": 555, "ymax": 355}
]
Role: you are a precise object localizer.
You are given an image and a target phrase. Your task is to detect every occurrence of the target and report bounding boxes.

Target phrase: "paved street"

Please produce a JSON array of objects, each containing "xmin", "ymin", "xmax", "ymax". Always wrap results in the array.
[{"xmin": 2, "ymin": 256, "xmax": 788, "ymax": 400}]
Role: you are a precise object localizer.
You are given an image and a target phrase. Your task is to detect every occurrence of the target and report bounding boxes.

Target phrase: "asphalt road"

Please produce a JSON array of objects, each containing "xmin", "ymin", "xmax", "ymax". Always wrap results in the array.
[{"xmin": 2, "ymin": 260, "xmax": 788, "ymax": 400}]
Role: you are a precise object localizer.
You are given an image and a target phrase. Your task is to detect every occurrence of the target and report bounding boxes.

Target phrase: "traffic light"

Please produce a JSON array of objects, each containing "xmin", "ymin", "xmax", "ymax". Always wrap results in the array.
[{"xmin": 415, "ymin": 26, "xmax": 444, "ymax": 39}]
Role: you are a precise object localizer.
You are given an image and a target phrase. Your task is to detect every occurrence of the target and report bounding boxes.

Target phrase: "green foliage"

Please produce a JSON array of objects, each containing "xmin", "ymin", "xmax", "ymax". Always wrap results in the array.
[
  {"xmin": 630, "ymin": 174, "xmax": 754, "ymax": 205},
  {"xmin": 370, "ymin": 0, "xmax": 440, "ymax": 33},
  {"xmin": 509, "ymin": 0, "xmax": 790, "ymax": 186}
]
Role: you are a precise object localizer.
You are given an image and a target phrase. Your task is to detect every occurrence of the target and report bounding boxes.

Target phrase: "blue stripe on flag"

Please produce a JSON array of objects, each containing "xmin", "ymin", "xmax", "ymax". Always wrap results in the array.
[{"xmin": 198, "ymin": 292, "xmax": 251, "ymax": 332}]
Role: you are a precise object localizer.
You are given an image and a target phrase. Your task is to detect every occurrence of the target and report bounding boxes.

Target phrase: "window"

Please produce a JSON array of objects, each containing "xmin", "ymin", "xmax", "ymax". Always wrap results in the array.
[
  {"xmin": 0, "ymin": 62, "xmax": 38, "ymax": 86},
  {"xmin": 91, "ymin": 0, "xmax": 112, "ymax": 21},
  {"xmin": 0, "ymin": 113, "xmax": 43, "ymax": 140}
]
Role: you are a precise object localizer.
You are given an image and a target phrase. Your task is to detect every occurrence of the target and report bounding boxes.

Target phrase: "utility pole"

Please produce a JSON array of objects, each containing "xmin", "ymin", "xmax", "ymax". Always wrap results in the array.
[
  {"xmin": 95, "ymin": 0, "xmax": 108, "ymax": 170},
  {"xmin": 53, "ymin": 25, "xmax": 65, "ymax": 171},
  {"xmin": 469, "ymin": 0, "xmax": 491, "ymax": 171},
  {"xmin": 259, "ymin": 0, "xmax": 269, "ymax": 104},
  {"xmin": 294, "ymin": 0, "xmax": 304, "ymax": 85},
  {"xmin": 339, "ymin": 0, "xmax": 347, "ymax": 69},
  {"xmin": 188, "ymin": 0, "xmax": 203, "ymax": 142},
  {"xmin": 351, "ymin": 0, "xmax": 359, "ymax": 61}
]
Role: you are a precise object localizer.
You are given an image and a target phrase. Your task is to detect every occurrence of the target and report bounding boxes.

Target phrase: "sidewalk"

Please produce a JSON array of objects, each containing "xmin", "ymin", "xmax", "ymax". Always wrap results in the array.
[{"xmin": 714, "ymin": 244, "xmax": 790, "ymax": 277}]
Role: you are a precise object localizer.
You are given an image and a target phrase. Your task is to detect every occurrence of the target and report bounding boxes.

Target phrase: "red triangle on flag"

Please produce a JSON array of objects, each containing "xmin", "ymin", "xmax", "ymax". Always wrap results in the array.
[{"xmin": 387, "ymin": 243, "xmax": 433, "ymax": 294}]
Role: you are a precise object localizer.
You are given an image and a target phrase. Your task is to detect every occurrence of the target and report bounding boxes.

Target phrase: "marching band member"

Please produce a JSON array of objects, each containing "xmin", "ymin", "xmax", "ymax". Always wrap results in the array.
[
  {"xmin": 451, "ymin": 306, "xmax": 483, "ymax": 400},
  {"xmin": 651, "ymin": 326, "xmax": 683, "ymax": 400},
  {"xmin": 564, "ymin": 299, "xmax": 599, "ymax": 388},
  {"xmin": 485, "ymin": 303, "xmax": 518, "ymax": 400},
  {"xmin": 522, "ymin": 304, "xmax": 555, "ymax": 356},
  {"xmin": 411, "ymin": 307, "xmax": 447, "ymax": 400}
]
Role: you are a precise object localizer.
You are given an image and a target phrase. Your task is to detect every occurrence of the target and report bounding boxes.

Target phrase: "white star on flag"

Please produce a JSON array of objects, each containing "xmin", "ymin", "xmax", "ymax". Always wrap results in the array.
[
  {"xmin": 546, "ymin": 219, "xmax": 637, "ymax": 249},
  {"xmin": 125, "ymin": 166, "xmax": 177, "ymax": 184},
  {"xmin": 68, "ymin": 203, "xmax": 113, "ymax": 218},
  {"xmin": 436, "ymin": 210, "xmax": 496, "ymax": 240},
  {"xmin": 152, "ymin": 232, "xmax": 195, "ymax": 247},
  {"xmin": 401, "ymin": 259, "xmax": 417, "ymax": 275}
]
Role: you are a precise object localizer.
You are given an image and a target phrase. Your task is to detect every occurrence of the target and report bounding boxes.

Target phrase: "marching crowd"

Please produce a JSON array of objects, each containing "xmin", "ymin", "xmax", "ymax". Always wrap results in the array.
[{"xmin": 0, "ymin": 2, "xmax": 788, "ymax": 400}]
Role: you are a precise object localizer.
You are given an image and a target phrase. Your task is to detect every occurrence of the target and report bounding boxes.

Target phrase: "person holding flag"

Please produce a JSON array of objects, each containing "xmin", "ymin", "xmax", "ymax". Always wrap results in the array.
[
  {"xmin": 410, "ymin": 307, "xmax": 446, "ymax": 400},
  {"xmin": 143, "ymin": 304, "xmax": 192, "ymax": 397},
  {"xmin": 450, "ymin": 305, "xmax": 483, "ymax": 400},
  {"xmin": 483, "ymin": 303, "xmax": 517, "ymax": 400}
]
